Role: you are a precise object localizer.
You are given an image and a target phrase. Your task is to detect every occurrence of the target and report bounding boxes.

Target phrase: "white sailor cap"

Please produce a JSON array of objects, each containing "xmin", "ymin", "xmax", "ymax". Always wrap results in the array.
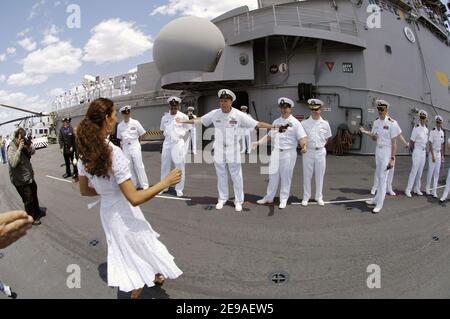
[
  {"xmin": 187, "ymin": 106, "xmax": 195, "ymax": 112},
  {"xmin": 307, "ymin": 98, "xmax": 323, "ymax": 110},
  {"xmin": 218, "ymin": 89, "xmax": 236, "ymax": 102},
  {"xmin": 278, "ymin": 97, "xmax": 295, "ymax": 108},
  {"xmin": 240, "ymin": 105, "xmax": 248, "ymax": 110},
  {"xmin": 435, "ymin": 115, "xmax": 443, "ymax": 122},
  {"xmin": 167, "ymin": 97, "xmax": 181, "ymax": 105},
  {"xmin": 375, "ymin": 99, "xmax": 390, "ymax": 108},
  {"xmin": 119, "ymin": 105, "xmax": 131, "ymax": 114},
  {"xmin": 418, "ymin": 109, "xmax": 428, "ymax": 118}
]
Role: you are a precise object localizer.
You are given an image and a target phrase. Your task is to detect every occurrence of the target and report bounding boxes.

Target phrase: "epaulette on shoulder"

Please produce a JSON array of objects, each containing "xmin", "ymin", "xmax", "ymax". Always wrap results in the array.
[
  {"xmin": 416, "ymin": 124, "xmax": 420, "ymax": 127},
  {"xmin": 388, "ymin": 117, "xmax": 393, "ymax": 122},
  {"xmin": 433, "ymin": 127, "xmax": 436, "ymax": 131}
]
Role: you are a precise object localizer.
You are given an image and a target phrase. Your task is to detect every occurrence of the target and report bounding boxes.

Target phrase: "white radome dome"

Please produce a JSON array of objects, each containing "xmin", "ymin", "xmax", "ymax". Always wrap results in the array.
[{"xmin": 153, "ymin": 16, "xmax": 225, "ymax": 76}]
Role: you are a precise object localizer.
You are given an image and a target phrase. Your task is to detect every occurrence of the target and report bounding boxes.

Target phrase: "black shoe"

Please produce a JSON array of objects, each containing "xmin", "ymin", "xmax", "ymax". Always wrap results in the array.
[
  {"xmin": 40, "ymin": 207, "xmax": 47, "ymax": 217},
  {"xmin": 32, "ymin": 218, "xmax": 42, "ymax": 226},
  {"xmin": 72, "ymin": 174, "xmax": 78, "ymax": 179},
  {"xmin": 63, "ymin": 173, "xmax": 72, "ymax": 178}
]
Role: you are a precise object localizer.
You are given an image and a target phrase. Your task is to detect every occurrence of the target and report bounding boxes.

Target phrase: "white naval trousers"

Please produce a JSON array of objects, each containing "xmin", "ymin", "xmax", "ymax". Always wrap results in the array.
[
  {"xmin": 426, "ymin": 151, "xmax": 442, "ymax": 195},
  {"xmin": 123, "ymin": 143, "xmax": 149, "ymax": 189},
  {"xmin": 241, "ymin": 131, "xmax": 252, "ymax": 154},
  {"xmin": 441, "ymin": 168, "xmax": 450, "ymax": 201},
  {"xmin": 185, "ymin": 127, "xmax": 197, "ymax": 154},
  {"xmin": 406, "ymin": 147, "xmax": 427, "ymax": 193},
  {"xmin": 214, "ymin": 162, "xmax": 244, "ymax": 204},
  {"xmin": 302, "ymin": 147, "xmax": 326, "ymax": 201},
  {"xmin": 373, "ymin": 145, "xmax": 391, "ymax": 209},
  {"xmin": 161, "ymin": 141, "xmax": 186, "ymax": 192},
  {"xmin": 372, "ymin": 167, "xmax": 395, "ymax": 194},
  {"xmin": 265, "ymin": 148, "xmax": 297, "ymax": 203}
]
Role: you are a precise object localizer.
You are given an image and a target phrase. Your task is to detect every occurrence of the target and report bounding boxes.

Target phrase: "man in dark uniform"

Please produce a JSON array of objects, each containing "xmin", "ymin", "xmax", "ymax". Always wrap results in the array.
[{"xmin": 59, "ymin": 118, "xmax": 78, "ymax": 180}]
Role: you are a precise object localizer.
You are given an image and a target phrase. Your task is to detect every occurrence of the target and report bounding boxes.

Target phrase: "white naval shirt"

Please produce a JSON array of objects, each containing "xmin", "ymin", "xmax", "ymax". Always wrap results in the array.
[
  {"xmin": 428, "ymin": 127, "xmax": 445, "ymax": 153},
  {"xmin": 371, "ymin": 117, "xmax": 402, "ymax": 147},
  {"xmin": 268, "ymin": 115, "xmax": 307, "ymax": 150},
  {"xmin": 302, "ymin": 116, "xmax": 332, "ymax": 149},
  {"xmin": 160, "ymin": 111, "xmax": 189, "ymax": 146},
  {"xmin": 117, "ymin": 118, "xmax": 146, "ymax": 146},
  {"xmin": 410, "ymin": 124, "xmax": 429, "ymax": 150},
  {"xmin": 201, "ymin": 108, "xmax": 258, "ymax": 160}
]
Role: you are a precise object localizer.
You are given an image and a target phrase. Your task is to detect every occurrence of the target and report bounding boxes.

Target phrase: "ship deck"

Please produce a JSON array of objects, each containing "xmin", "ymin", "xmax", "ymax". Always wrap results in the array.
[{"xmin": 1, "ymin": 145, "xmax": 450, "ymax": 299}]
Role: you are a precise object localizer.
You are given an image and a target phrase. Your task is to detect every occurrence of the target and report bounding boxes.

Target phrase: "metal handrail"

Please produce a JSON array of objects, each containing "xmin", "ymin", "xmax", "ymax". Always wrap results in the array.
[{"xmin": 233, "ymin": 4, "xmax": 360, "ymax": 37}]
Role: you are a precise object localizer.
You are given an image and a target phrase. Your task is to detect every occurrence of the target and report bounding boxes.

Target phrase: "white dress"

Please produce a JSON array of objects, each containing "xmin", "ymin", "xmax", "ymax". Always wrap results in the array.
[{"xmin": 78, "ymin": 143, "xmax": 182, "ymax": 292}]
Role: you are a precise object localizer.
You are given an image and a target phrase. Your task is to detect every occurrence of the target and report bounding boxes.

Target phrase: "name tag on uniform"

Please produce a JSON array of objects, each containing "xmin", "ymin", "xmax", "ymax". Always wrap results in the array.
[
  {"xmin": 383, "ymin": 126, "xmax": 389, "ymax": 130},
  {"xmin": 215, "ymin": 120, "xmax": 222, "ymax": 123},
  {"xmin": 229, "ymin": 120, "xmax": 237, "ymax": 125},
  {"xmin": 131, "ymin": 127, "xmax": 136, "ymax": 131}
]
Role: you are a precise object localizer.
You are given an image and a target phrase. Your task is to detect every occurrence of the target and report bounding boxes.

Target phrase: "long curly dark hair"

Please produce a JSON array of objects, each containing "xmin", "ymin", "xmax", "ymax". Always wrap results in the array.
[{"xmin": 76, "ymin": 98, "xmax": 115, "ymax": 178}]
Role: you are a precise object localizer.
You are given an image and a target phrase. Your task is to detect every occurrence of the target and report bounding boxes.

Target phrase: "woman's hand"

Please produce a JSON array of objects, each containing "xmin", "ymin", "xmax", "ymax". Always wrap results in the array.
[{"xmin": 163, "ymin": 169, "xmax": 182, "ymax": 188}]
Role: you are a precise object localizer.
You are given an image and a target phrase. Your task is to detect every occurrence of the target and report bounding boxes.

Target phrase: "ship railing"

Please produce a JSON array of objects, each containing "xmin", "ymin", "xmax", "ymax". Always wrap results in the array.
[{"xmin": 233, "ymin": 5, "xmax": 360, "ymax": 37}]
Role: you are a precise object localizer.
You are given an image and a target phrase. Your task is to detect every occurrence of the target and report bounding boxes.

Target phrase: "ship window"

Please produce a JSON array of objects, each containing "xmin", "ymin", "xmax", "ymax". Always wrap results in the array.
[
  {"xmin": 385, "ymin": 45, "xmax": 392, "ymax": 54},
  {"xmin": 44, "ymin": 129, "xmax": 48, "ymax": 134},
  {"xmin": 39, "ymin": 129, "xmax": 43, "ymax": 134}
]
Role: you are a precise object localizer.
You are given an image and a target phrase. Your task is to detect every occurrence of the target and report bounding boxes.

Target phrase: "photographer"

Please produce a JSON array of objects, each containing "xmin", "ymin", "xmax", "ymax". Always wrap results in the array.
[{"xmin": 8, "ymin": 128, "xmax": 43, "ymax": 226}]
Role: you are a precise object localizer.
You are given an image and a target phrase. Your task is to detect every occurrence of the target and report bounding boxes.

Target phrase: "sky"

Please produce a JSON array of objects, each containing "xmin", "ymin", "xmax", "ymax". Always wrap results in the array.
[
  {"xmin": 0, "ymin": 0, "xmax": 258, "ymax": 135},
  {"xmin": 0, "ymin": 0, "xmax": 448, "ymax": 135}
]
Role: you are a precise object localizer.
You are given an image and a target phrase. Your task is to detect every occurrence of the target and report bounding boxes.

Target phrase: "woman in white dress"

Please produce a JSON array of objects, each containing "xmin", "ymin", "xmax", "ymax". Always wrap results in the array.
[{"xmin": 75, "ymin": 98, "xmax": 183, "ymax": 299}]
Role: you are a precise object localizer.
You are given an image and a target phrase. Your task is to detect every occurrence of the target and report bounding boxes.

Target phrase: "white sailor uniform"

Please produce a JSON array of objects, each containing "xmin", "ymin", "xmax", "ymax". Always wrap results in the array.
[
  {"xmin": 406, "ymin": 124, "xmax": 429, "ymax": 194},
  {"xmin": 426, "ymin": 127, "xmax": 445, "ymax": 196},
  {"xmin": 301, "ymin": 116, "xmax": 332, "ymax": 203},
  {"xmin": 160, "ymin": 111, "xmax": 190, "ymax": 193},
  {"xmin": 371, "ymin": 117, "xmax": 402, "ymax": 210},
  {"xmin": 117, "ymin": 118, "xmax": 149, "ymax": 189},
  {"xmin": 186, "ymin": 114, "xmax": 198, "ymax": 155},
  {"xmin": 263, "ymin": 115, "xmax": 306, "ymax": 204},
  {"xmin": 201, "ymin": 108, "xmax": 258, "ymax": 205},
  {"xmin": 240, "ymin": 112, "xmax": 253, "ymax": 154},
  {"xmin": 440, "ymin": 138, "xmax": 450, "ymax": 202}
]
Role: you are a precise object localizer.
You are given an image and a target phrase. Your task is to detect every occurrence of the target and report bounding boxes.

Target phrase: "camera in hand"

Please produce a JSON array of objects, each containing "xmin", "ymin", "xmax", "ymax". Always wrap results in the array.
[
  {"xmin": 279, "ymin": 123, "xmax": 292, "ymax": 133},
  {"xmin": 24, "ymin": 135, "xmax": 32, "ymax": 146}
]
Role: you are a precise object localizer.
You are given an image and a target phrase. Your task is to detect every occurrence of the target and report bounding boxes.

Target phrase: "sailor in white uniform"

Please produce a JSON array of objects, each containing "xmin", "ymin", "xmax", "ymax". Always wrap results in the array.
[
  {"xmin": 108, "ymin": 77, "xmax": 115, "ymax": 98},
  {"xmin": 117, "ymin": 106, "xmax": 149, "ymax": 190},
  {"xmin": 160, "ymin": 97, "xmax": 190, "ymax": 197},
  {"xmin": 100, "ymin": 79, "xmax": 107, "ymax": 98},
  {"xmin": 440, "ymin": 137, "xmax": 450, "ymax": 203},
  {"xmin": 185, "ymin": 106, "xmax": 198, "ymax": 155},
  {"xmin": 95, "ymin": 81, "xmax": 101, "ymax": 99},
  {"xmin": 360, "ymin": 100, "xmax": 402, "ymax": 213},
  {"xmin": 370, "ymin": 132, "xmax": 409, "ymax": 196},
  {"xmin": 120, "ymin": 76, "xmax": 127, "ymax": 96},
  {"xmin": 405, "ymin": 110, "xmax": 429, "ymax": 197},
  {"xmin": 130, "ymin": 74, "xmax": 137, "ymax": 92},
  {"xmin": 301, "ymin": 99, "xmax": 332, "ymax": 207},
  {"xmin": 75, "ymin": 87, "xmax": 80, "ymax": 105},
  {"xmin": 239, "ymin": 105, "xmax": 253, "ymax": 154},
  {"xmin": 255, "ymin": 98, "xmax": 307, "ymax": 209},
  {"xmin": 426, "ymin": 115, "xmax": 445, "ymax": 198},
  {"xmin": 178, "ymin": 89, "xmax": 283, "ymax": 212}
]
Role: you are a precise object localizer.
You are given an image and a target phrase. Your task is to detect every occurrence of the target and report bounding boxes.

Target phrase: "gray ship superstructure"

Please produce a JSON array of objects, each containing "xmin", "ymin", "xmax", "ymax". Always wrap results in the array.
[{"xmin": 57, "ymin": 0, "xmax": 450, "ymax": 154}]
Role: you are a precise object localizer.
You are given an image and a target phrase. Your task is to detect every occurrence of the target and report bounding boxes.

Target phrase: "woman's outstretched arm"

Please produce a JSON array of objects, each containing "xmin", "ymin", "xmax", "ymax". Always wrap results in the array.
[{"xmin": 119, "ymin": 169, "xmax": 182, "ymax": 207}]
